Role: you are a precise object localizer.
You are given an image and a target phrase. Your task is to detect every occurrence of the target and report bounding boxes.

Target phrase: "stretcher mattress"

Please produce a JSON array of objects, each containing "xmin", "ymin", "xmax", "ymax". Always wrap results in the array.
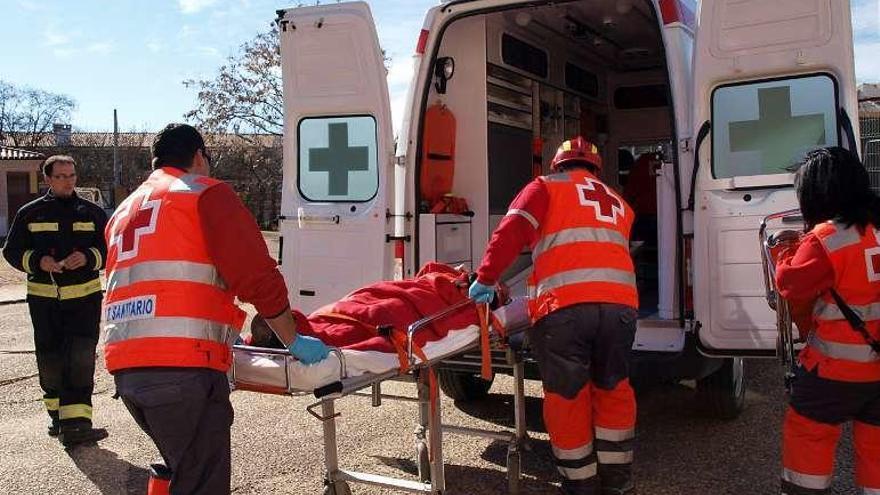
[{"xmin": 232, "ymin": 297, "xmax": 528, "ymax": 393}]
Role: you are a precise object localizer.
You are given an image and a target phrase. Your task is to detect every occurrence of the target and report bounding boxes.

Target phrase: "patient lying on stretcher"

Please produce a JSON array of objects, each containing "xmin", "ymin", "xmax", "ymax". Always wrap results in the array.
[{"xmin": 232, "ymin": 262, "xmax": 527, "ymax": 392}]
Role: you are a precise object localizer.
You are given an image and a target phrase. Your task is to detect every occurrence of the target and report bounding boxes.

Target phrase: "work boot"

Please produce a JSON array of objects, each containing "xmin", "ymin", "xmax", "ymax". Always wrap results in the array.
[
  {"xmin": 600, "ymin": 475, "xmax": 635, "ymax": 495},
  {"xmin": 59, "ymin": 424, "xmax": 109, "ymax": 448},
  {"xmin": 561, "ymin": 478, "xmax": 599, "ymax": 495},
  {"xmin": 600, "ymin": 464, "xmax": 634, "ymax": 494},
  {"xmin": 47, "ymin": 419, "xmax": 60, "ymax": 437}
]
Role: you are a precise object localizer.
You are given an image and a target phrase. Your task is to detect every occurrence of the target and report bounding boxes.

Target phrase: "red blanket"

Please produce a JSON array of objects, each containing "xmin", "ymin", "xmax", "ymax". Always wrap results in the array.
[{"xmin": 291, "ymin": 263, "xmax": 480, "ymax": 354}]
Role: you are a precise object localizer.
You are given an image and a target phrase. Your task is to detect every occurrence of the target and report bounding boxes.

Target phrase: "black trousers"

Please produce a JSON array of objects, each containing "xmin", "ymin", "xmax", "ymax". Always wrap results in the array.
[
  {"xmin": 115, "ymin": 368, "xmax": 234, "ymax": 495},
  {"xmin": 29, "ymin": 296, "xmax": 101, "ymax": 428}
]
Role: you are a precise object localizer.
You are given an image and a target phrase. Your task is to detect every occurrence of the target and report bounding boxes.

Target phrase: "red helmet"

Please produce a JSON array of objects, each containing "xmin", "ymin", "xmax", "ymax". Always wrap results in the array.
[{"xmin": 550, "ymin": 136, "xmax": 602, "ymax": 173}]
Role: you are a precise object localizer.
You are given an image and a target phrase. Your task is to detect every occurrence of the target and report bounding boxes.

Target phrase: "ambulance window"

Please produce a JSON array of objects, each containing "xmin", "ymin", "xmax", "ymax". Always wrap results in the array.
[
  {"xmin": 565, "ymin": 63, "xmax": 599, "ymax": 98},
  {"xmin": 297, "ymin": 115, "xmax": 379, "ymax": 202},
  {"xmin": 502, "ymin": 34, "xmax": 548, "ymax": 79},
  {"xmin": 614, "ymin": 85, "xmax": 668, "ymax": 109},
  {"xmin": 712, "ymin": 74, "xmax": 838, "ymax": 179}
]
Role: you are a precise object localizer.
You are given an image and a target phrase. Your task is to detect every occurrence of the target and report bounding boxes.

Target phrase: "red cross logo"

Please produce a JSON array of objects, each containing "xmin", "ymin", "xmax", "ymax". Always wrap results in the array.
[
  {"xmin": 866, "ymin": 246, "xmax": 880, "ymax": 282},
  {"xmin": 109, "ymin": 188, "xmax": 161, "ymax": 261},
  {"xmin": 576, "ymin": 179, "xmax": 624, "ymax": 224}
]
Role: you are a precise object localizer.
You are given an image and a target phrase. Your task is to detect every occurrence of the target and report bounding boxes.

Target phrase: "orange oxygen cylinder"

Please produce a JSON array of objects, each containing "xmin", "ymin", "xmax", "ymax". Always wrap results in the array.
[{"xmin": 420, "ymin": 104, "xmax": 457, "ymax": 205}]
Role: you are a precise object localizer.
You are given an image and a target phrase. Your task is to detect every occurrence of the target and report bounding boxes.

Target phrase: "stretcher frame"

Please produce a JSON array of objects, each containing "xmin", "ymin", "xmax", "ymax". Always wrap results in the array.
[{"xmin": 230, "ymin": 300, "xmax": 530, "ymax": 495}]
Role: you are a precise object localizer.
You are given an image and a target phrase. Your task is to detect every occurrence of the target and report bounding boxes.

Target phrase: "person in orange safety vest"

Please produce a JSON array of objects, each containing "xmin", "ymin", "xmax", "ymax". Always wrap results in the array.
[
  {"xmin": 104, "ymin": 124, "xmax": 329, "ymax": 495},
  {"xmin": 772, "ymin": 147, "xmax": 880, "ymax": 495},
  {"xmin": 469, "ymin": 136, "xmax": 638, "ymax": 495}
]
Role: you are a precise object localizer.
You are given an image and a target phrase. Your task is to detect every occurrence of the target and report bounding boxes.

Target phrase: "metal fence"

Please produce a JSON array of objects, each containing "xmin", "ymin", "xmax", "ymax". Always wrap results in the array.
[{"xmin": 860, "ymin": 116, "xmax": 880, "ymax": 193}]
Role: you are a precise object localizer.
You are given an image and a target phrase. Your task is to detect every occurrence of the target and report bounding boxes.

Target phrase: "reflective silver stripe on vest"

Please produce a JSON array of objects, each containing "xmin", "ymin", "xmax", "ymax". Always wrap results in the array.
[
  {"xmin": 169, "ymin": 173, "xmax": 210, "ymax": 194},
  {"xmin": 533, "ymin": 227, "xmax": 628, "ymax": 260},
  {"xmin": 557, "ymin": 462, "xmax": 598, "ymax": 481},
  {"xmin": 597, "ymin": 451, "xmax": 634, "ymax": 464},
  {"xmin": 863, "ymin": 488, "xmax": 880, "ymax": 494},
  {"xmin": 530, "ymin": 269, "xmax": 637, "ymax": 298},
  {"xmin": 821, "ymin": 222, "xmax": 861, "ymax": 252},
  {"xmin": 107, "ymin": 261, "xmax": 223, "ymax": 291},
  {"xmin": 595, "ymin": 427, "xmax": 636, "ymax": 442},
  {"xmin": 543, "ymin": 172, "xmax": 572, "ymax": 183},
  {"xmin": 507, "ymin": 208, "xmax": 539, "ymax": 230},
  {"xmin": 782, "ymin": 468, "xmax": 832, "ymax": 490},
  {"xmin": 104, "ymin": 317, "xmax": 239, "ymax": 345},
  {"xmin": 807, "ymin": 334, "xmax": 880, "ymax": 363},
  {"xmin": 552, "ymin": 442, "xmax": 593, "ymax": 461},
  {"xmin": 814, "ymin": 299, "xmax": 880, "ymax": 322}
]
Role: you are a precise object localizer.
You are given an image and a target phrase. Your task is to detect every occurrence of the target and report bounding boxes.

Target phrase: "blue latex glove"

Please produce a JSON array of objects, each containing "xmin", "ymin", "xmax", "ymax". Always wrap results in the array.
[
  {"xmin": 468, "ymin": 280, "xmax": 495, "ymax": 304},
  {"xmin": 287, "ymin": 335, "xmax": 330, "ymax": 365}
]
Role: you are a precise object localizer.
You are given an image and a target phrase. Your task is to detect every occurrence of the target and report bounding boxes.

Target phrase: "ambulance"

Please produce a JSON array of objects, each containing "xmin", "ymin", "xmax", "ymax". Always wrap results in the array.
[{"xmin": 276, "ymin": 0, "xmax": 859, "ymax": 418}]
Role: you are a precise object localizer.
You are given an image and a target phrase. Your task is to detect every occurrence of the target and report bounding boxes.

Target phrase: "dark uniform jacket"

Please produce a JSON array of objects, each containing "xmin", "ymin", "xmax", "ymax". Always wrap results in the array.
[{"xmin": 2, "ymin": 191, "xmax": 107, "ymax": 303}]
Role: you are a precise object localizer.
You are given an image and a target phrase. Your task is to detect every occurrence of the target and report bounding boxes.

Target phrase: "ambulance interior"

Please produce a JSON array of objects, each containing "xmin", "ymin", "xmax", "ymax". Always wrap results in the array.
[{"xmin": 417, "ymin": 1, "xmax": 676, "ymax": 320}]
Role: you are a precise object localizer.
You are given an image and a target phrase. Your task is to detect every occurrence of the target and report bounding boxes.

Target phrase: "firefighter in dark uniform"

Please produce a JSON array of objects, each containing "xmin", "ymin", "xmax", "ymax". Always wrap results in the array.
[{"xmin": 2, "ymin": 155, "xmax": 109, "ymax": 447}]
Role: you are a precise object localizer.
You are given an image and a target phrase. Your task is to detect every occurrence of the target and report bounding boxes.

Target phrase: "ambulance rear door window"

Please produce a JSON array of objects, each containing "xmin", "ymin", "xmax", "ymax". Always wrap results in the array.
[
  {"xmin": 297, "ymin": 115, "xmax": 379, "ymax": 202},
  {"xmin": 711, "ymin": 74, "xmax": 839, "ymax": 179}
]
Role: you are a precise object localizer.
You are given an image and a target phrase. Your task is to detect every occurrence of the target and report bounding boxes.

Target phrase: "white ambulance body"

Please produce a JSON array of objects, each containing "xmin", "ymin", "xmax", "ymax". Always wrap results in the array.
[{"xmin": 277, "ymin": 0, "xmax": 858, "ymax": 415}]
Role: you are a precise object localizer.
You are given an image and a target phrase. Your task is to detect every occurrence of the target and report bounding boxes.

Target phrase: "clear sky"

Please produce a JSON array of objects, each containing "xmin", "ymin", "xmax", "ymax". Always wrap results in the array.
[{"xmin": 1, "ymin": 0, "xmax": 878, "ymax": 133}]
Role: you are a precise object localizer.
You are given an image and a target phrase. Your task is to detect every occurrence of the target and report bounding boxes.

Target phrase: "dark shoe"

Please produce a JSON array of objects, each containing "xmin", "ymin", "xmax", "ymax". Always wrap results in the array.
[
  {"xmin": 600, "ymin": 481, "xmax": 635, "ymax": 495},
  {"xmin": 561, "ymin": 478, "xmax": 599, "ymax": 495},
  {"xmin": 59, "ymin": 426, "xmax": 109, "ymax": 448},
  {"xmin": 47, "ymin": 420, "xmax": 60, "ymax": 437}
]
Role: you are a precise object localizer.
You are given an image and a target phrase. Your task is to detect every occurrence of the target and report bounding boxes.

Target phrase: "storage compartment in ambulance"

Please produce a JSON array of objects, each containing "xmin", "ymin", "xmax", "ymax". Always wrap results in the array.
[{"xmin": 414, "ymin": 1, "xmax": 679, "ymax": 327}]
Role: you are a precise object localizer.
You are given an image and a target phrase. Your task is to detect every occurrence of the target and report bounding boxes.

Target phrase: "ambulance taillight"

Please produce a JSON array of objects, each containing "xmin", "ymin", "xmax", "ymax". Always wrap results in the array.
[{"xmin": 416, "ymin": 29, "xmax": 429, "ymax": 55}]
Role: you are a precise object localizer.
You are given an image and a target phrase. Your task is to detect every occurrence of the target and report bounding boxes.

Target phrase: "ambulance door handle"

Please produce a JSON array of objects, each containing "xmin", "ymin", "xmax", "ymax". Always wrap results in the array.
[{"xmin": 297, "ymin": 208, "xmax": 340, "ymax": 227}]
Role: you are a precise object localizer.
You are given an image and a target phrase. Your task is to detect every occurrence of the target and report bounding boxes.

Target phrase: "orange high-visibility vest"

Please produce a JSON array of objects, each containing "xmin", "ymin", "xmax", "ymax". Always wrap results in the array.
[
  {"xmin": 802, "ymin": 221, "xmax": 880, "ymax": 382},
  {"xmin": 103, "ymin": 167, "xmax": 247, "ymax": 373},
  {"xmin": 527, "ymin": 171, "xmax": 637, "ymax": 322}
]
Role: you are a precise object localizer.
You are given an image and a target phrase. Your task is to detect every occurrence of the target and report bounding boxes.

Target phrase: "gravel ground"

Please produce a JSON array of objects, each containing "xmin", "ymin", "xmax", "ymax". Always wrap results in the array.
[
  {"xmin": 0, "ymin": 233, "xmax": 861, "ymax": 494},
  {"xmin": 0, "ymin": 300, "xmax": 860, "ymax": 494}
]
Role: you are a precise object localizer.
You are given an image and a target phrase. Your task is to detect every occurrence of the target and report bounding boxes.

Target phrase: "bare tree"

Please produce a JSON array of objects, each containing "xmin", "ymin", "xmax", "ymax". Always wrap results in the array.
[
  {"xmin": 0, "ymin": 80, "xmax": 75, "ymax": 147},
  {"xmin": 184, "ymin": 28, "xmax": 282, "ymax": 136}
]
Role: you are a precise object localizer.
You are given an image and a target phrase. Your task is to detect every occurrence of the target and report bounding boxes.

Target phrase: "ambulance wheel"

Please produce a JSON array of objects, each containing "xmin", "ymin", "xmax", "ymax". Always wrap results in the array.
[
  {"xmin": 437, "ymin": 370, "xmax": 493, "ymax": 401},
  {"xmin": 696, "ymin": 357, "xmax": 745, "ymax": 420},
  {"xmin": 506, "ymin": 451, "xmax": 521, "ymax": 494},
  {"xmin": 417, "ymin": 440, "xmax": 431, "ymax": 483},
  {"xmin": 323, "ymin": 481, "xmax": 351, "ymax": 495}
]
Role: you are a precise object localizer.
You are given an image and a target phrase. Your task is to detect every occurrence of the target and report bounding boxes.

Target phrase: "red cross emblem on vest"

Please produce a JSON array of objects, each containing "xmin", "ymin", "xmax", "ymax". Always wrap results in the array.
[
  {"xmin": 109, "ymin": 187, "xmax": 162, "ymax": 262},
  {"xmin": 576, "ymin": 178, "xmax": 624, "ymax": 224},
  {"xmin": 866, "ymin": 245, "xmax": 880, "ymax": 282}
]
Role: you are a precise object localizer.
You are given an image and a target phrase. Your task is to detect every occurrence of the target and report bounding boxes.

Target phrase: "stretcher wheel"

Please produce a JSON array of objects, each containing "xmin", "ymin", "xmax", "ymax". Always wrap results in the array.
[
  {"xmin": 506, "ymin": 451, "xmax": 521, "ymax": 494},
  {"xmin": 417, "ymin": 440, "xmax": 431, "ymax": 483},
  {"xmin": 323, "ymin": 481, "xmax": 351, "ymax": 495}
]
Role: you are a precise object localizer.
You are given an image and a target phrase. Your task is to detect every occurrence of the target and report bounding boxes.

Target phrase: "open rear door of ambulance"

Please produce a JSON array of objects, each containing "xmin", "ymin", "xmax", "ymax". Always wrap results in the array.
[
  {"xmin": 277, "ymin": 2, "xmax": 394, "ymax": 313},
  {"xmin": 690, "ymin": 0, "xmax": 858, "ymax": 355}
]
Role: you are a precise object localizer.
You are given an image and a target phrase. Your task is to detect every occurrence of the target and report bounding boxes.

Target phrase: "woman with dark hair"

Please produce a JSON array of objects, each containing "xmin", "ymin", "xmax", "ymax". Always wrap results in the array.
[{"xmin": 771, "ymin": 147, "xmax": 880, "ymax": 495}]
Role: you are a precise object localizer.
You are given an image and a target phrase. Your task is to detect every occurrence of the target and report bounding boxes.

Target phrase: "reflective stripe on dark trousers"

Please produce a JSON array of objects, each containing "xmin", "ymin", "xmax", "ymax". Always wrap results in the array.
[
  {"xmin": 29, "ymin": 296, "xmax": 101, "ymax": 427},
  {"xmin": 528, "ymin": 302, "xmax": 638, "ymax": 493},
  {"xmin": 782, "ymin": 365, "xmax": 880, "ymax": 494},
  {"xmin": 115, "ymin": 368, "xmax": 234, "ymax": 495}
]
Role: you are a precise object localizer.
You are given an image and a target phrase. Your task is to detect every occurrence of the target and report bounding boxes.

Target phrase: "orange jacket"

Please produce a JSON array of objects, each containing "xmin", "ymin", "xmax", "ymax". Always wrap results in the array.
[
  {"xmin": 777, "ymin": 221, "xmax": 880, "ymax": 382},
  {"xmin": 527, "ymin": 171, "xmax": 637, "ymax": 321},
  {"xmin": 103, "ymin": 168, "xmax": 247, "ymax": 373}
]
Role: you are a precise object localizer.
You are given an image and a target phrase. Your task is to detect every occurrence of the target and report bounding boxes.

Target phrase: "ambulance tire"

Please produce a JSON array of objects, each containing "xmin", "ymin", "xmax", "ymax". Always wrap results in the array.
[
  {"xmin": 323, "ymin": 481, "xmax": 351, "ymax": 495},
  {"xmin": 695, "ymin": 357, "xmax": 745, "ymax": 420},
  {"xmin": 437, "ymin": 370, "xmax": 494, "ymax": 401}
]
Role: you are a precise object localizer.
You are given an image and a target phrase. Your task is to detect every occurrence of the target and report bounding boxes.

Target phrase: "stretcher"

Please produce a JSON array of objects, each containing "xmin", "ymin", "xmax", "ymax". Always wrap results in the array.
[{"xmin": 229, "ymin": 299, "xmax": 530, "ymax": 495}]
